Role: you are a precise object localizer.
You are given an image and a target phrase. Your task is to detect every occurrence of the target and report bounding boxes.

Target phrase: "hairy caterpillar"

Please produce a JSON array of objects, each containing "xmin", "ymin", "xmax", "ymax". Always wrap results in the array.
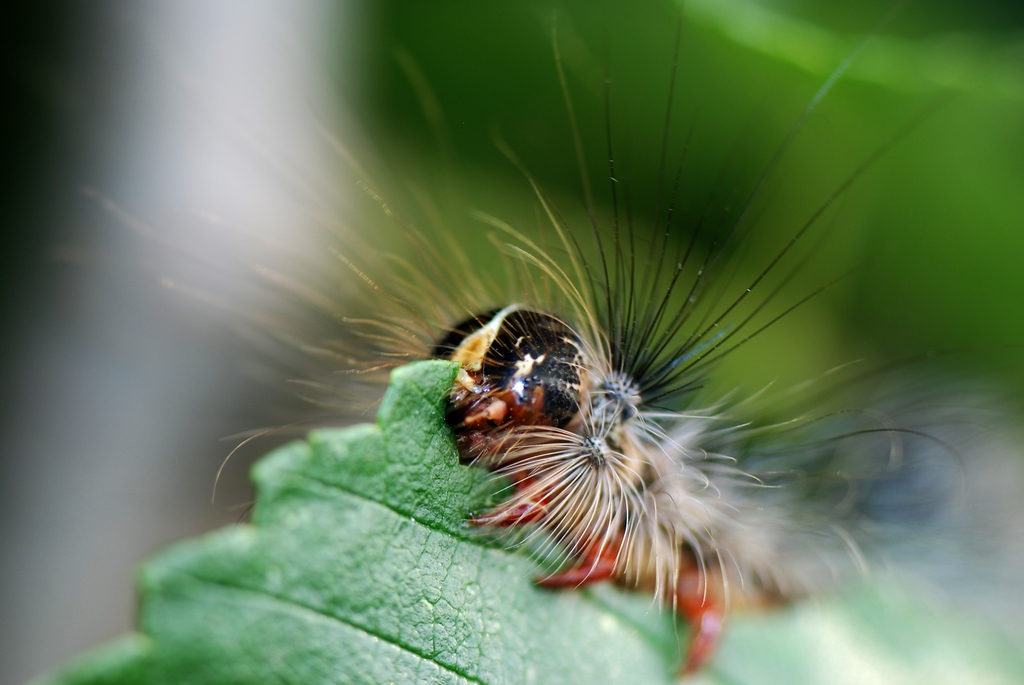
[
  {"xmin": 287, "ymin": 5, "xmax": 1024, "ymax": 677},
  {"xmin": 62, "ymin": 0, "xmax": 1024, "ymax": 681}
]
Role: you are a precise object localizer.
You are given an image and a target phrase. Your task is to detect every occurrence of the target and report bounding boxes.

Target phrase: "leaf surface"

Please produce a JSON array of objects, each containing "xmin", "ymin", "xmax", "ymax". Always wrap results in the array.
[
  {"xmin": 39, "ymin": 361, "xmax": 679, "ymax": 685},
  {"xmin": 39, "ymin": 361, "xmax": 1024, "ymax": 685}
]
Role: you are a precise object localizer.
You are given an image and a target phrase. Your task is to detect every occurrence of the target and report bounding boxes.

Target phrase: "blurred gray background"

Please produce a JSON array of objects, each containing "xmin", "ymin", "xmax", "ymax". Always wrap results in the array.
[{"xmin": 0, "ymin": 3, "xmax": 357, "ymax": 682}]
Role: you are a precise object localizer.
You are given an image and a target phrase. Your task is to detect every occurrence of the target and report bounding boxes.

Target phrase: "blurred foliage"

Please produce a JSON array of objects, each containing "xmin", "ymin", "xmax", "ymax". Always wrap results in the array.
[{"xmin": 354, "ymin": 0, "xmax": 1024, "ymax": 397}]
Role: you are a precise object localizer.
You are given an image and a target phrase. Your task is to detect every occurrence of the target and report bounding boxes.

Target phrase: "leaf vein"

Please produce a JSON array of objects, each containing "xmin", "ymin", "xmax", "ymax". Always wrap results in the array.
[
  {"xmin": 182, "ymin": 573, "xmax": 490, "ymax": 685},
  {"xmin": 287, "ymin": 471, "xmax": 497, "ymax": 547},
  {"xmin": 282, "ymin": 475, "xmax": 675, "ymax": 634}
]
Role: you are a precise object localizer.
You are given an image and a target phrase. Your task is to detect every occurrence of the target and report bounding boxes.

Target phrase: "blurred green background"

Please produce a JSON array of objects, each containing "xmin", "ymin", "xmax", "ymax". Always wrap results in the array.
[{"xmin": 351, "ymin": 0, "xmax": 1024, "ymax": 396}]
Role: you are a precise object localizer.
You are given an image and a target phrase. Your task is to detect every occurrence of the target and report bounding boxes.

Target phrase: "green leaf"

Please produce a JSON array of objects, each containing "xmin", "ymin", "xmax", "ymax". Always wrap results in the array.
[
  {"xmin": 37, "ymin": 360, "xmax": 1024, "ymax": 685},
  {"xmin": 37, "ymin": 361, "xmax": 678, "ymax": 685}
]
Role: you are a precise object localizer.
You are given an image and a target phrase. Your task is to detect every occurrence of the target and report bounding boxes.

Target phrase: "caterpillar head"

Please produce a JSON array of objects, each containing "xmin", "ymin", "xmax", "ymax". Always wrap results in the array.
[{"xmin": 434, "ymin": 305, "xmax": 588, "ymax": 461}]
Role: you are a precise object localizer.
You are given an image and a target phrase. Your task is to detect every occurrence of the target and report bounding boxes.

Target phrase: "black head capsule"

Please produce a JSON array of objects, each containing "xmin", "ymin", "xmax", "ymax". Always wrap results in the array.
[{"xmin": 435, "ymin": 305, "xmax": 586, "ymax": 460}]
